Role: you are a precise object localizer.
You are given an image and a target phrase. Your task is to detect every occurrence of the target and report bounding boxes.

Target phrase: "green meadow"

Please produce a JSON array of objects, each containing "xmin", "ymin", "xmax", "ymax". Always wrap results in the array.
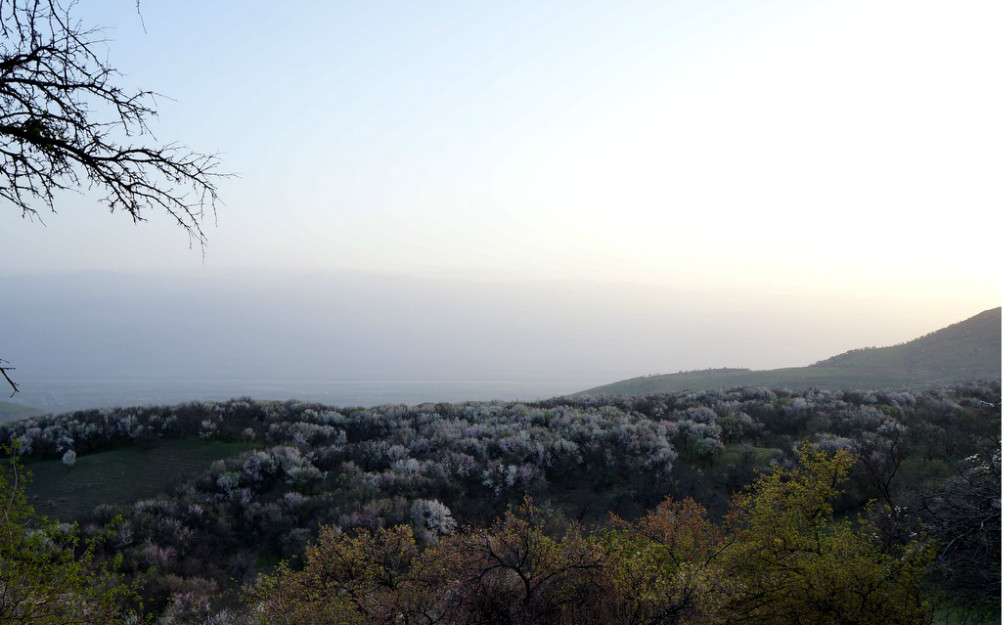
[{"xmin": 23, "ymin": 439, "xmax": 259, "ymax": 521}]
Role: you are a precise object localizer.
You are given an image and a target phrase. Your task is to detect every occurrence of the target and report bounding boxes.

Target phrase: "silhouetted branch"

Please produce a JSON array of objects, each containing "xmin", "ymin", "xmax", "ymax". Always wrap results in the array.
[
  {"xmin": 1, "ymin": 0, "xmax": 228, "ymax": 248},
  {"xmin": 0, "ymin": 360, "xmax": 17, "ymax": 396}
]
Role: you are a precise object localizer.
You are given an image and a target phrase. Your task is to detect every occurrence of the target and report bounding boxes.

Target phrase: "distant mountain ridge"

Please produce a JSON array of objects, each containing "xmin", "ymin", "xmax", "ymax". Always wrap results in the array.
[{"xmin": 577, "ymin": 307, "xmax": 1001, "ymax": 396}]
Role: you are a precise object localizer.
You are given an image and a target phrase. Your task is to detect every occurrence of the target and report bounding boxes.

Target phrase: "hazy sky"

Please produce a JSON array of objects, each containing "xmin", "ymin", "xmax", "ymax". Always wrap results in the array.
[{"xmin": 1, "ymin": 0, "xmax": 999, "ymax": 404}]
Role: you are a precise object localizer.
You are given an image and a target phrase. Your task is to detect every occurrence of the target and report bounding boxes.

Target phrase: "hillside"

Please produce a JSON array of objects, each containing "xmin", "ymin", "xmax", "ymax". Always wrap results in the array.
[
  {"xmin": 578, "ymin": 307, "xmax": 1001, "ymax": 396},
  {"xmin": 0, "ymin": 400, "xmax": 43, "ymax": 423},
  {"xmin": 2, "ymin": 384, "xmax": 998, "ymax": 623}
]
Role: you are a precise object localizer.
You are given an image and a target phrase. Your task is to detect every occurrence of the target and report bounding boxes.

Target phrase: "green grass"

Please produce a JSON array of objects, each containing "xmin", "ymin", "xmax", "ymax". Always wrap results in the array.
[
  {"xmin": 932, "ymin": 595, "xmax": 1000, "ymax": 625},
  {"xmin": 716, "ymin": 443, "xmax": 778, "ymax": 467},
  {"xmin": 0, "ymin": 400, "xmax": 43, "ymax": 423},
  {"xmin": 23, "ymin": 439, "xmax": 259, "ymax": 521}
]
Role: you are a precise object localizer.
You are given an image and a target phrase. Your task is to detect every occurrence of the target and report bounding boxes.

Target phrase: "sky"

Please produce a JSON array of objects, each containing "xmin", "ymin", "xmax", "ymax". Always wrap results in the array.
[{"xmin": 1, "ymin": 0, "xmax": 999, "ymax": 408}]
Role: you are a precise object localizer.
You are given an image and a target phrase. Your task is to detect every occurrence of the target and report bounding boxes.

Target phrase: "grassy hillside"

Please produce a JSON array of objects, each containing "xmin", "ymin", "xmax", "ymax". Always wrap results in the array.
[
  {"xmin": 579, "ymin": 307, "xmax": 1001, "ymax": 396},
  {"xmin": 24, "ymin": 439, "xmax": 259, "ymax": 521},
  {"xmin": 0, "ymin": 400, "xmax": 43, "ymax": 423}
]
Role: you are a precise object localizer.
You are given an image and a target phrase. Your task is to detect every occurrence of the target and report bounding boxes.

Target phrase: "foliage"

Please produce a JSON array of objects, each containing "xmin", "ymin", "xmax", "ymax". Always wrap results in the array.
[
  {"xmin": 917, "ymin": 449, "xmax": 1001, "ymax": 622},
  {"xmin": 0, "ymin": 448, "xmax": 136, "ymax": 624},
  {"xmin": 247, "ymin": 448, "xmax": 936, "ymax": 625},
  {"xmin": 249, "ymin": 524, "xmax": 428, "ymax": 625},
  {"xmin": 0, "ymin": 382, "xmax": 996, "ymax": 622},
  {"xmin": 606, "ymin": 496, "xmax": 734, "ymax": 624},
  {"xmin": 721, "ymin": 445, "xmax": 934, "ymax": 625},
  {"xmin": 443, "ymin": 500, "xmax": 610, "ymax": 625}
]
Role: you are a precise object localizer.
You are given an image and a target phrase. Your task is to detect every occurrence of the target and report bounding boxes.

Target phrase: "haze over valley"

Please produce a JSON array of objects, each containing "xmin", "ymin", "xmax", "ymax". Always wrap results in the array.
[
  {"xmin": 2, "ymin": 0, "xmax": 998, "ymax": 414},
  {"xmin": 3, "ymin": 268, "xmax": 995, "ymax": 413}
]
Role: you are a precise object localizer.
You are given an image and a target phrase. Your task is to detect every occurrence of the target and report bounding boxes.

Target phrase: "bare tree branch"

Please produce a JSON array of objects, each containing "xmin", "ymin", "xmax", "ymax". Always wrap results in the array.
[
  {"xmin": 0, "ymin": 0, "xmax": 228, "ymax": 248},
  {"xmin": 1, "ymin": 1, "xmax": 230, "ymax": 395},
  {"xmin": 0, "ymin": 360, "xmax": 17, "ymax": 396}
]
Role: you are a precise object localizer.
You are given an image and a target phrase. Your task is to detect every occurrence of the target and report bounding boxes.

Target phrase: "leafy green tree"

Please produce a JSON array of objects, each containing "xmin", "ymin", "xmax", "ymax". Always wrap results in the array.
[
  {"xmin": 0, "ymin": 449, "xmax": 136, "ymax": 624},
  {"xmin": 721, "ymin": 444, "xmax": 934, "ymax": 625},
  {"xmin": 606, "ymin": 496, "xmax": 734, "ymax": 625},
  {"xmin": 249, "ymin": 524, "xmax": 428, "ymax": 625}
]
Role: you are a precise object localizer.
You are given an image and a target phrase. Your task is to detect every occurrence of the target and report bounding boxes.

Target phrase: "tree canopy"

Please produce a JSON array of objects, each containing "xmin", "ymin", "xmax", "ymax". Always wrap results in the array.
[
  {"xmin": 3, "ymin": 384, "xmax": 997, "ymax": 623},
  {"xmin": 249, "ymin": 446, "xmax": 936, "ymax": 625},
  {"xmin": 0, "ymin": 449, "xmax": 137, "ymax": 624}
]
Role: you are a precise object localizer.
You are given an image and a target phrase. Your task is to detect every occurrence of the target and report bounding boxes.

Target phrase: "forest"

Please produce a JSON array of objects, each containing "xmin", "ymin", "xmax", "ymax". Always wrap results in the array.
[
  {"xmin": 0, "ymin": 381, "xmax": 998, "ymax": 624},
  {"xmin": 2, "ymin": 1, "xmax": 998, "ymax": 623}
]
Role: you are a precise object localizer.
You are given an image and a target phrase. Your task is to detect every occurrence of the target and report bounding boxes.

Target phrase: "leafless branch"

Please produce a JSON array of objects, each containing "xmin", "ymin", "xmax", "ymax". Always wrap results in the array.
[
  {"xmin": 0, "ymin": 360, "xmax": 17, "ymax": 396},
  {"xmin": 0, "ymin": 0, "xmax": 228, "ymax": 248}
]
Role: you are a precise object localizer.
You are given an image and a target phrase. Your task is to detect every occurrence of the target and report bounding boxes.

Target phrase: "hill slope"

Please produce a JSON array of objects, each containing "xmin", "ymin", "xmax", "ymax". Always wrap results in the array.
[
  {"xmin": 578, "ymin": 307, "xmax": 1001, "ymax": 395},
  {"xmin": 0, "ymin": 401, "xmax": 43, "ymax": 423}
]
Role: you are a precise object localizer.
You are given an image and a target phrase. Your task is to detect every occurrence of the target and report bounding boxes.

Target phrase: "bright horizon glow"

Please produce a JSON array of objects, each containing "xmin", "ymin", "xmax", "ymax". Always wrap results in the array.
[{"xmin": 1, "ymin": 0, "xmax": 999, "ymax": 395}]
